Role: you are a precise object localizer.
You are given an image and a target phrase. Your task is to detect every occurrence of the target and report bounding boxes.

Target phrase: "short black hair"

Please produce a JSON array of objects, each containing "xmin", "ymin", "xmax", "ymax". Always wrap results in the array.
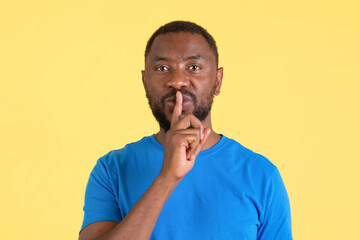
[{"xmin": 145, "ymin": 21, "xmax": 219, "ymax": 67}]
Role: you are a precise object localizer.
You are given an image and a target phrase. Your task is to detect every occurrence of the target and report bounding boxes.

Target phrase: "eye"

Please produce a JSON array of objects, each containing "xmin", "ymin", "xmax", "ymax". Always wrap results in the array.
[
  {"xmin": 155, "ymin": 66, "xmax": 169, "ymax": 72},
  {"xmin": 188, "ymin": 65, "xmax": 201, "ymax": 71}
]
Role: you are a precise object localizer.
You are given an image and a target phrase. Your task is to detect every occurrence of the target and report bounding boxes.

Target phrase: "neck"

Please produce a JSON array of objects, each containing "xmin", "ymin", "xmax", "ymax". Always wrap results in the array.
[{"xmin": 154, "ymin": 112, "xmax": 221, "ymax": 151}]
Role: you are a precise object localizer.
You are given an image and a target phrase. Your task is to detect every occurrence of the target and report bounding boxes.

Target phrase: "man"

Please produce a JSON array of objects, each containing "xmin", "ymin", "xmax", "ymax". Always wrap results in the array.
[{"xmin": 79, "ymin": 21, "xmax": 292, "ymax": 240}]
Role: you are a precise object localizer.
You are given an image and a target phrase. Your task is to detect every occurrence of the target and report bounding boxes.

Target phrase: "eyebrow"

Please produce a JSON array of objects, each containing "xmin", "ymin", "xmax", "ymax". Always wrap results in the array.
[
  {"xmin": 183, "ymin": 55, "xmax": 203, "ymax": 61},
  {"xmin": 152, "ymin": 55, "xmax": 204, "ymax": 62},
  {"xmin": 153, "ymin": 56, "xmax": 170, "ymax": 62}
]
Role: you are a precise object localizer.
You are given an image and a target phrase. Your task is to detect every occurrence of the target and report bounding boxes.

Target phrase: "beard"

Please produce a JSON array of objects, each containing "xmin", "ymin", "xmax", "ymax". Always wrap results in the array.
[{"xmin": 146, "ymin": 88, "xmax": 215, "ymax": 132}]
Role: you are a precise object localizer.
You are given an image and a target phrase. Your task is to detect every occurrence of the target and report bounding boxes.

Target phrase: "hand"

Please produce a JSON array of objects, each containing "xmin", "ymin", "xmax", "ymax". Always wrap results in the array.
[{"xmin": 159, "ymin": 91, "xmax": 211, "ymax": 182}]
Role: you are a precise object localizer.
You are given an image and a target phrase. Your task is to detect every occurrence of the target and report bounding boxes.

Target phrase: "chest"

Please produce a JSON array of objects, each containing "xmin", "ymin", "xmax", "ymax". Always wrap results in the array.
[
  {"xmin": 116, "ymin": 153, "xmax": 261, "ymax": 239},
  {"xmin": 152, "ymin": 176, "xmax": 260, "ymax": 240}
]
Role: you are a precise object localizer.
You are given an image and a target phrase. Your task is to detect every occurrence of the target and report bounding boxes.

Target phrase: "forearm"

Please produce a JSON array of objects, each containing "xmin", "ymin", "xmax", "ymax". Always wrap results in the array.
[{"xmin": 98, "ymin": 176, "xmax": 179, "ymax": 240}]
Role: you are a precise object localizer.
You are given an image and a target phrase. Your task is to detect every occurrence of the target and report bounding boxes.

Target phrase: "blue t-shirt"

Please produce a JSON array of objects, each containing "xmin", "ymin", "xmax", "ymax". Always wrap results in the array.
[{"xmin": 81, "ymin": 135, "xmax": 292, "ymax": 239}]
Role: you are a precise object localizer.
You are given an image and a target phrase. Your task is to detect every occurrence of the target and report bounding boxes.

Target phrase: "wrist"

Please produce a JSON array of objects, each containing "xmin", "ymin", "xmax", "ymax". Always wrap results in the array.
[{"xmin": 155, "ymin": 174, "xmax": 181, "ymax": 191}]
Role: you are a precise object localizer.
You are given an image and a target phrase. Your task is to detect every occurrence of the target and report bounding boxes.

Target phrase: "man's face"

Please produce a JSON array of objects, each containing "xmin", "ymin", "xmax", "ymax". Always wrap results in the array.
[{"xmin": 142, "ymin": 32, "xmax": 223, "ymax": 132}]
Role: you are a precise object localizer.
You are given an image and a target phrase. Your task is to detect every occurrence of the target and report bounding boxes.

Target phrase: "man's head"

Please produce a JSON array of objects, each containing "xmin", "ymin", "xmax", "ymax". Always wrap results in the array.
[
  {"xmin": 142, "ymin": 21, "xmax": 223, "ymax": 132},
  {"xmin": 145, "ymin": 21, "xmax": 219, "ymax": 68}
]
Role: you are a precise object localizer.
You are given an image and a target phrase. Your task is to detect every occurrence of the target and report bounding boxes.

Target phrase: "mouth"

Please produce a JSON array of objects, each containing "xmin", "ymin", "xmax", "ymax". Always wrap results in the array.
[
  {"xmin": 165, "ymin": 94, "xmax": 192, "ymax": 102},
  {"xmin": 165, "ymin": 94, "xmax": 193, "ymax": 109}
]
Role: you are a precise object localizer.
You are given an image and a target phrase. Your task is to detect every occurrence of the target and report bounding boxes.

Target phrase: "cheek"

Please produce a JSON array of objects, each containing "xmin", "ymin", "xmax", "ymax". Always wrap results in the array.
[
  {"xmin": 145, "ymin": 83, "xmax": 160, "ymax": 98},
  {"xmin": 147, "ymin": 78, "xmax": 164, "ymax": 91},
  {"xmin": 197, "ymin": 86, "xmax": 216, "ymax": 104},
  {"xmin": 194, "ymin": 81, "xmax": 215, "ymax": 96},
  {"xmin": 146, "ymin": 90, "xmax": 165, "ymax": 109}
]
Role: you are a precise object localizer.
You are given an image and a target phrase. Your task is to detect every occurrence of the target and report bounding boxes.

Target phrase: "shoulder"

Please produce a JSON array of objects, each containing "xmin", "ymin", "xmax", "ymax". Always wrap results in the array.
[
  {"xmin": 220, "ymin": 135, "xmax": 278, "ymax": 177},
  {"xmin": 97, "ymin": 136, "xmax": 153, "ymax": 167}
]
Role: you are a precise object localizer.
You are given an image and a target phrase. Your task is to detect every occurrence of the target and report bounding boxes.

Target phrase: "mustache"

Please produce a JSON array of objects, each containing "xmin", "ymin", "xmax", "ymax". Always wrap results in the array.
[{"xmin": 161, "ymin": 89, "xmax": 197, "ymax": 105}]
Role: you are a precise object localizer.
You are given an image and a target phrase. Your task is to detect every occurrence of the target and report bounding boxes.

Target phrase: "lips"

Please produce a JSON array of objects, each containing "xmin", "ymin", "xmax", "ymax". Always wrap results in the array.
[
  {"xmin": 165, "ymin": 94, "xmax": 193, "ymax": 109},
  {"xmin": 166, "ymin": 99, "xmax": 191, "ymax": 106},
  {"xmin": 165, "ymin": 94, "xmax": 192, "ymax": 103}
]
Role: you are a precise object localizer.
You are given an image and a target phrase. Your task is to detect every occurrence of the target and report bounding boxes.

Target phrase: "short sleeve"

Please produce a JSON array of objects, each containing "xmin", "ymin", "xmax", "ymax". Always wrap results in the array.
[
  {"xmin": 80, "ymin": 157, "xmax": 121, "ymax": 232},
  {"xmin": 257, "ymin": 168, "xmax": 293, "ymax": 240}
]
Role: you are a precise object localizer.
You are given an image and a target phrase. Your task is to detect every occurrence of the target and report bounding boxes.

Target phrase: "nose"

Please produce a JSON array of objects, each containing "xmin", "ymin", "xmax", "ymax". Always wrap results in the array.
[{"xmin": 166, "ymin": 68, "xmax": 190, "ymax": 90}]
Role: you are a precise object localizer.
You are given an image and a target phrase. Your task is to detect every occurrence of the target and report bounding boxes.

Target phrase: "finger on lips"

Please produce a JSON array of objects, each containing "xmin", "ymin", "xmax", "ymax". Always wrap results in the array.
[
  {"xmin": 169, "ymin": 91, "xmax": 207, "ymax": 161},
  {"xmin": 170, "ymin": 91, "xmax": 183, "ymax": 127}
]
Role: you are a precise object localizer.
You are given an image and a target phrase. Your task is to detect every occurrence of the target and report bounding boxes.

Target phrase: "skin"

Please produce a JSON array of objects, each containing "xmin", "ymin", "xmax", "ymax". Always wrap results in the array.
[{"xmin": 79, "ymin": 32, "xmax": 223, "ymax": 240}]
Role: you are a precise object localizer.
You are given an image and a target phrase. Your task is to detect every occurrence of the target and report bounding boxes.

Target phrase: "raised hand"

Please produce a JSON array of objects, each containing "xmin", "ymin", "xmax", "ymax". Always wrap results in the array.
[{"xmin": 159, "ymin": 91, "xmax": 211, "ymax": 182}]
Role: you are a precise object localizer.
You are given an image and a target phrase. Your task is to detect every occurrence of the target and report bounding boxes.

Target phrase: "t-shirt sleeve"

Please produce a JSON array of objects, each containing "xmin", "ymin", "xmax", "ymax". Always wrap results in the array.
[
  {"xmin": 257, "ymin": 168, "xmax": 293, "ymax": 240},
  {"xmin": 80, "ymin": 157, "xmax": 121, "ymax": 232}
]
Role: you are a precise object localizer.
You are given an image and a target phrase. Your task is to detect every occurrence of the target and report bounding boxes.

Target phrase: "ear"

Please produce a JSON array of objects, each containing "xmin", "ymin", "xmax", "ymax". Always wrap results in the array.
[
  {"xmin": 141, "ymin": 70, "xmax": 148, "ymax": 98},
  {"xmin": 141, "ymin": 70, "xmax": 146, "ymax": 86},
  {"xmin": 214, "ymin": 67, "xmax": 223, "ymax": 96}
]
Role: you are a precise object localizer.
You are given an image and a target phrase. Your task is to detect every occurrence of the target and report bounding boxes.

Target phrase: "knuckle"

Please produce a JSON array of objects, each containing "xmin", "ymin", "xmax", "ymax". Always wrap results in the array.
[
  {"xmin": 191, "ymin": 129, "xmax": 201, "ymax": 140},
  {"xmin": 191, "ymin": 134, "xmax": 199, "ymax": 144},
  {"xmin": 173, "ymin": 133, "xmax": 186, "ymax": 145},
  {"xmin": 184, "ymin": 113, "xmax": 194, "ymax": 119},
  {"xmin": 171, "ymin": 132, "xmax": 180, "ymax": 141},
  {"xmin": 195, "ymin": 132, "xmax": 200, "ymax": 140}
]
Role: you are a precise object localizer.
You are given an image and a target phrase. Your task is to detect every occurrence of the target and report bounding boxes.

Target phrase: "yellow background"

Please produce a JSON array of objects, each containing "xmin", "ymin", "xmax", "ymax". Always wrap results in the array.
[{"xmin": 1, "ymin": 0, "xmax": 359, "ymax": 239}]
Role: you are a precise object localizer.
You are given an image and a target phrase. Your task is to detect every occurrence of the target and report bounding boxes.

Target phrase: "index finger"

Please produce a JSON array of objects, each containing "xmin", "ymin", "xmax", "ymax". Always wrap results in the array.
[{"xmin": 170, "ymin": 91, "xmax": 183, "ymax": 128}]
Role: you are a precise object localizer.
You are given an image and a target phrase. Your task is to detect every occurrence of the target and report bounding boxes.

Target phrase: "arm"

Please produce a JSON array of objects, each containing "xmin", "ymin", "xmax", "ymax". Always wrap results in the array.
[
  {"xmin": 257, "ymin": 168, "xmax": 292, "ymax": 240},
  {"xmin": 79, "ymin": 92, "xmax": 211, "ymax": 240},
  {"xmin": 79, "ymin": 175, "xmax": 180, "ymax": 240}
]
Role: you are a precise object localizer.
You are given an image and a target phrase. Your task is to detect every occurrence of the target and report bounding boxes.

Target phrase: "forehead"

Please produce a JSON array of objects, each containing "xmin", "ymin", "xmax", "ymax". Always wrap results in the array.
[{"xmin": 146, "ymin": 32, "xmax": 215, "ymax": 63}]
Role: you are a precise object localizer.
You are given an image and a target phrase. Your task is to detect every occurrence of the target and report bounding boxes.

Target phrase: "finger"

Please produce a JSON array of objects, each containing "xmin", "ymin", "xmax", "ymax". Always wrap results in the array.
[
  {"xmin": 171, "ymin": 129, "xmax": 201, "ymax": 159},
  {"xmin": 189, "ymin": 128, "xmax": 211, "ymax": 160},
  {"xmin": 176, "ymin": 129, "xmax": 201, "ymax": 159},
  {"xmin": 185, "ymin": 134, "xmax": 200, "ymax": 160},
  {"xmin": 189, "ymin": 128, "xmax": 211, "ymax": 161},
  {"xmin": 173, "ymin": 128, "xmax": 202, "ymax": 144},
  {"xmin": 172, "ymin": 114, "xmax": 204, "ymax": 139},
  {"xmin": 172, "ymin": 132, "xmax": 199, "ymax": 159},
  {"xmin": 170, "ymin": 91, "xmax": 183, "ymax": 128}
]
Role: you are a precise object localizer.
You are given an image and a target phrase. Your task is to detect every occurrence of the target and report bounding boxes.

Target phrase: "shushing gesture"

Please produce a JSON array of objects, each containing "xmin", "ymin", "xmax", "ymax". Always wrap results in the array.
[
  {"xmin": 159, "ymin": 91, "xmax": 211, "ymax": 182},
  {"xmin": 80, "ymin": 92, "xmax": 213, "ymax": 240}
]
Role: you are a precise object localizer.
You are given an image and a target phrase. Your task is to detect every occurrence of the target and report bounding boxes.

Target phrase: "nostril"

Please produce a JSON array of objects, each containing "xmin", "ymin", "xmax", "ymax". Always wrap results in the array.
[{"xmin": 168, "ymin": 81, "xmax": 189, "ymax": 89}]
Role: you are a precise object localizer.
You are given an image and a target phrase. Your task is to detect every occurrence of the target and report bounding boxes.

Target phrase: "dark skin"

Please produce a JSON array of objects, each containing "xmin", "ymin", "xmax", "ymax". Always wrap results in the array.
[{"xmin": 79, "ymin": 32, "xmax": 223, "ymax": 240}]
